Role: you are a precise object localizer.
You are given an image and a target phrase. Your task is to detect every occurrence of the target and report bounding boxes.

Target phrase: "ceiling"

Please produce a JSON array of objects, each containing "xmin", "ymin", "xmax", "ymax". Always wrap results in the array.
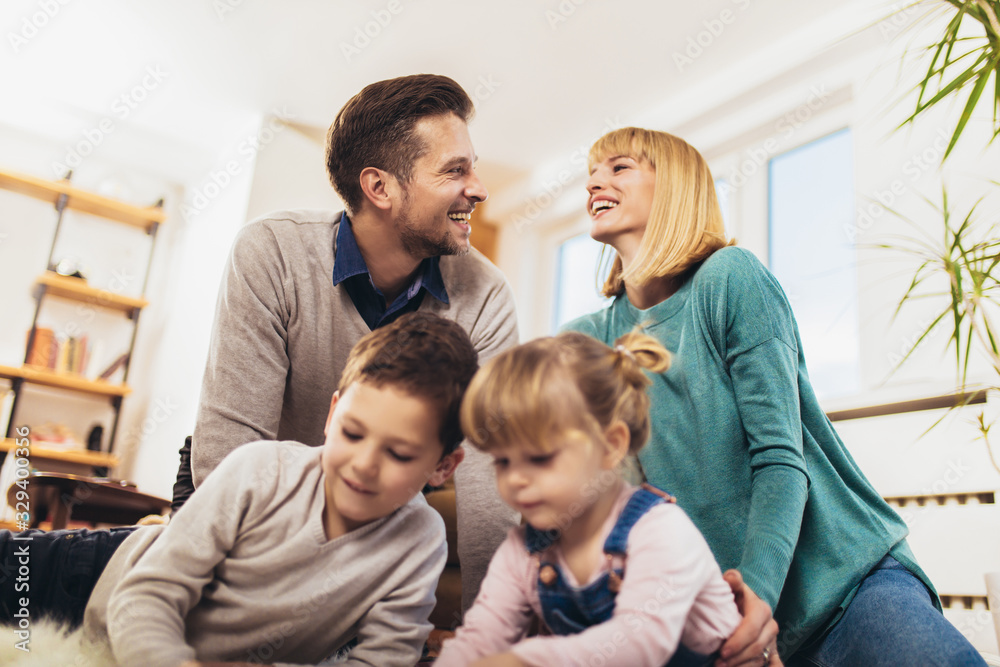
[{"xmin": 0, "ymin": 0, "xmax": 895, "ymax": 220}]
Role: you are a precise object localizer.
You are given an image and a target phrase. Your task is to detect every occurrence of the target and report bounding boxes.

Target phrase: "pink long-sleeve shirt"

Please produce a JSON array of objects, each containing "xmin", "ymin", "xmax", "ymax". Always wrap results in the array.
[{"xmin": 437, "ymin": 483, "xmax": 741, "ymax": 667}]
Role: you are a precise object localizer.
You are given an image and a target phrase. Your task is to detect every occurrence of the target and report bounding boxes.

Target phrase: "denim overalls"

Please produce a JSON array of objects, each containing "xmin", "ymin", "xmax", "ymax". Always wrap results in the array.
[{"xmin": 524, "ymin": 484, "xmax": 716, "ymax": 667}]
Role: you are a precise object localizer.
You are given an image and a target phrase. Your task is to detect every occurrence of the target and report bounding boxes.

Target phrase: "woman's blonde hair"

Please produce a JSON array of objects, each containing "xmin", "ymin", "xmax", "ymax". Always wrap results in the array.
[
  {"xmin": 460, "ymin": 331, "xmax": 670, "ymax": 456},
  {"xmin": 589, "ymin": 127, "xmax": 734, "ymax": 297}
]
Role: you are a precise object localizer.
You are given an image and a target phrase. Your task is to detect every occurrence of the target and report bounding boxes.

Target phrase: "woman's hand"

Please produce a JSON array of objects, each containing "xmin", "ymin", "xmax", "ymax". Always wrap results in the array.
[
  {"xmin": 180, "ymin": 662, "xmax": 268, "ymax": 667},
  {"xmin": 716, "ymin": 570, "xmax": 782, "ymax": 667},
  {"xmin": 470, "ymin": 652, "xmax": 525, "ymax": 667}
]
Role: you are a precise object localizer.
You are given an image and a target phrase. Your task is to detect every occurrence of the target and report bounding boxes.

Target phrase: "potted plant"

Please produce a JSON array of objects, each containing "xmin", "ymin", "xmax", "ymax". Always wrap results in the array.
[
  {"xmin": 883, "ymin": 0, "xmax": 1000, "ymax": 648},
  {"xmin": 881, "ymin": 0, "xmax": 1000, "ymax": 468}
]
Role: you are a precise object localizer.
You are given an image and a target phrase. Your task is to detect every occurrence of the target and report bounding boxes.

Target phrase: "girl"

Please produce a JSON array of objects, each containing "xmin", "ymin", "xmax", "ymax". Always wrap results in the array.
[
  {"xmin": 564, "ymin": 126, "xmax": 985, "ymax": 666},
  {"xmin": 436, "ymin": 331, "xmax": 747, "ymax": 667}
]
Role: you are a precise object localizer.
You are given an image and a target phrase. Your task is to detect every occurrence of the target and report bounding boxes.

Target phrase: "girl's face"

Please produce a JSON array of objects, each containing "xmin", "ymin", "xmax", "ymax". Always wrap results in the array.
[
  {"xmin": 489, "ymin": 430, "xmax": 621, "ymax": 539},
  {"xmin": 586, "ymin": 154, "xmax": 657, "ymax": 262}
]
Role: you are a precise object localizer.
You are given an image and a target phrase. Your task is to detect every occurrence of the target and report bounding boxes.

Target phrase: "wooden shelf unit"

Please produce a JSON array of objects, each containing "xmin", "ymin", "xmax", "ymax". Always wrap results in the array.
[
  {"xmin": 0, "ymin": 167, "xmax": 164, "ymax": 231},
  {"xmin": 35, "ymin": 271, "xmax": 148, "ymax": 316},
  {"xmin": 0, "ymin": 438, "xmax": 118, "ymax": 467},
  {"xmin": 0, "ymin": 364, "xmax": 130, "ymax": 398},
  {"xmin": 0, "ymin": 167, "xmax": 163, "ymax": 464}
]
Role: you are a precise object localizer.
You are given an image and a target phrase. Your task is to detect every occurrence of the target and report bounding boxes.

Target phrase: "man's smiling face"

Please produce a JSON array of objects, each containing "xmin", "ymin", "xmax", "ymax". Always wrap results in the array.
[{"xmin": 393, "ymin": 112, "xmax": 489, "ymax": 258}]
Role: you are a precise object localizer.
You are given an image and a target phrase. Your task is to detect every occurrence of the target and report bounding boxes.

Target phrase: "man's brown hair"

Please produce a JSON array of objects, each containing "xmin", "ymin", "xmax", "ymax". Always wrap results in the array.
[
  {"xmin": 339, "ymin": 311, "xmax": 478, "ymax": 455},
  {"xmin": 326, "ymin": 74, "xmax": 475, "ymax": 214}
]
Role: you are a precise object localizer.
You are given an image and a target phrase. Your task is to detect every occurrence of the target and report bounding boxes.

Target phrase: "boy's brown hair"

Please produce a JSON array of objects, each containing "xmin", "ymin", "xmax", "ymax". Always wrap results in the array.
[
  {"xmin": 326, "ymin": 73, "xmax": 475, "ymax": 215},
  {"xmin": 339, "ymin": 311, "xmax": 478, "ymax": 455}
]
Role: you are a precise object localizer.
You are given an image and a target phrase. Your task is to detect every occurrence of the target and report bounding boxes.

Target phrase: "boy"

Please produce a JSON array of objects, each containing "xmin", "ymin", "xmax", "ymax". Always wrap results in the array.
[{"xmin": 0, "ymin": 311, "xmax": 476, "ymax": 667}]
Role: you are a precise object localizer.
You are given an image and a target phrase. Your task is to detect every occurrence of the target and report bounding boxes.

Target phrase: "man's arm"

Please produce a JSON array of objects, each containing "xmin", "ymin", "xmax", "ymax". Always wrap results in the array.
[
  {"xmin": 453, "ymin": 273, "xmax": 521, "ymax": 612},
  {"xmin": 191, "ymin": 222, "xmax": 291, "ymax": 486}
]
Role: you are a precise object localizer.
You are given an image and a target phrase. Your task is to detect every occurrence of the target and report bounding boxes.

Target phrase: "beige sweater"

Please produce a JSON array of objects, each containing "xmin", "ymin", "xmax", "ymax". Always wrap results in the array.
[
  {"xmin": 191, "ymin": 210, "xmax": 520, "ymax": 607},
  {"xmin": 84, "ymin": 440, "xmax": 446, "ymax": 667}
]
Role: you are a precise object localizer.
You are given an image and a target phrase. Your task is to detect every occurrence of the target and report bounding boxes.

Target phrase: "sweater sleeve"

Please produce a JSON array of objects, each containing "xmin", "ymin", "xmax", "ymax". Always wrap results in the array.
[
  {"xmin": 344, "ymin": 516, "xmax": 449, "ymax": 667},
  {"xmin": 510, "ymin": 506, "xmax": 740, "ymax": 667},
  {"xmin": 192, "ymin": 222, "xmax": 291, "ymax": 486},
  {"xmin": 435, "ymin": 533, "xmax": 536, "ymax": 665},
  {"xmin": 715, "ymin": 250, "xmax": 810, "ymax": 610},
  {"xmin": 106, "ymin": 444, "xmax": 268, "ymax": 667}
]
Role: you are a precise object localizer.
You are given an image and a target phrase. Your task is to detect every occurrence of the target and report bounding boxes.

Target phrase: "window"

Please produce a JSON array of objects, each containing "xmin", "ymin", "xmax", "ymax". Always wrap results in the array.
[
  {"xmin": 715, "ymin": 177, "xmax": 731, "ymax": 234},
  {"xmin": 552, "ymin": 232, "xmax": 611, "ymax": 331},
  {"xmin": 768, "ymin": 128, "xmax": 860, "ymax": 398}
]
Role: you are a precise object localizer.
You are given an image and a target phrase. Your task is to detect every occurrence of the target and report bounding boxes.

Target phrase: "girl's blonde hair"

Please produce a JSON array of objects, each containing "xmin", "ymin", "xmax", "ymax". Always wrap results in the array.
[
  {"xmin": 589, "ymin": 127, "xmax": 735, "ymax": 298},
  {"xmin": 460, "ymin": 331, "xmax": 670, "ymax": 456}
]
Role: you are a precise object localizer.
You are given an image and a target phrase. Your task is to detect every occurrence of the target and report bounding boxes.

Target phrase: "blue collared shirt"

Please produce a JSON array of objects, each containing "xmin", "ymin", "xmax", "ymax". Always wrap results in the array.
[{"xmin": 331, "ymin": 212, "xmax": 449, "ymax": 330}]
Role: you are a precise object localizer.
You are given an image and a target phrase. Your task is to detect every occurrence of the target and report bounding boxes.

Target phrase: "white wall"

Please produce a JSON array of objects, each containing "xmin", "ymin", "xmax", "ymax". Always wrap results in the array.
[
  {"xmin": 126, "ymin": 115, "xmax": 342, "ymax": 498},
  {"xmin": 121, "ymin": 117, "xmax": 264, "ymax": 497},
  {"xmin": 245, "ymin": 120, "xmax": 343, "ymax": 222}
]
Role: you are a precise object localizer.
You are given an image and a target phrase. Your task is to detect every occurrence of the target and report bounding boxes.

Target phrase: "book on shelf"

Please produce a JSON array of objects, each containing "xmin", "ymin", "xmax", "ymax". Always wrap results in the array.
[
  {"xmin": 26, "ymin": 327, "xmax": 54, "ymax": 367},
  {"xmin": 24, "ymin": 328, "xmax": 91, "ymax": 375},
  {"xmin": 0, "ymin": 387, "xmax": 13, "ymax": 438},
  {"xmin": 97, "ymin": 352, "xmax": 129, "ymax": 381}
]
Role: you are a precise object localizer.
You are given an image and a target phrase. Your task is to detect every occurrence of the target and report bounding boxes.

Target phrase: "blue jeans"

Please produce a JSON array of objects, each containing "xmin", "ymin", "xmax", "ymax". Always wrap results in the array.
[
  {"xmin": 789, "ymin": 556, "xmax": 986, "ymax": 666},
  {"xmin": 0, "ymin": 527, "xmax": 138, "ymax": 630}
]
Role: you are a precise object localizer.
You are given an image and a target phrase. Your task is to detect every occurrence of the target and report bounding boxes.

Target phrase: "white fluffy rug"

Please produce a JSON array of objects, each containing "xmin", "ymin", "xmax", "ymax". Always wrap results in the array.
[{"xmin": 0, "ymin": 620, "xmax": 115, "ymax": 666}]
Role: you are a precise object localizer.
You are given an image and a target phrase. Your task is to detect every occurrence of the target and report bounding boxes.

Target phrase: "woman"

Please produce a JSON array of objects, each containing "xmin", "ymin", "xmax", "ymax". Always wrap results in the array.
[{"xmin": 564, "ymin": 127, "xmax": 985, "ymax": 666}]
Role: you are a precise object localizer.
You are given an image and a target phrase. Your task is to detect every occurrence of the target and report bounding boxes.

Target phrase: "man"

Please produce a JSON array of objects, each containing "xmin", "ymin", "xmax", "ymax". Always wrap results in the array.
[{"xmin": 173, "ymin": 74, "xmax": 519, "ymax": 611}]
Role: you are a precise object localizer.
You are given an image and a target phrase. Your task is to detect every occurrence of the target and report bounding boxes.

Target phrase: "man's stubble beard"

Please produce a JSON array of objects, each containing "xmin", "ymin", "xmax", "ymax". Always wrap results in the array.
[{"xmin": 395, "ymin": 191, "xmax": 471, "ymax": 258}]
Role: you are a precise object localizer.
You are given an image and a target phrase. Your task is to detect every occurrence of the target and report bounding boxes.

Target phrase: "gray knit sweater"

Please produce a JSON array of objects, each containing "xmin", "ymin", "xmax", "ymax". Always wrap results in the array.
[
  {"xmin": 191, "ymin": 209, "xmax": 521, "ymax": 607},
  {"xmin": 84, "ymin": 440, "xmax": 445, "ymax": 667}
]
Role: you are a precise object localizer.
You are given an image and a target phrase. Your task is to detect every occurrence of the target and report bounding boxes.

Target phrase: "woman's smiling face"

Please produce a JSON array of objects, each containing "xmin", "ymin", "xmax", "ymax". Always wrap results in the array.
[{"xmin": 585, "ymin": 154, "xmax": 657, "ymax": 261}]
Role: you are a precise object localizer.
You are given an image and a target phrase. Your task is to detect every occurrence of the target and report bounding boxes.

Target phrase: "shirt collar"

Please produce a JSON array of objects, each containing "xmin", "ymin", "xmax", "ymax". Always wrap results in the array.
[
  {"xmin": 332, "ymin": 212, "xmax": 369, "ymax": 285},
  {"xmin": 332, "ymin": 211, "xmax": 450, "ymax": 305},
  {"xmin": 418, "ymin": 256, "xmax": 449, "ymax": 305}
]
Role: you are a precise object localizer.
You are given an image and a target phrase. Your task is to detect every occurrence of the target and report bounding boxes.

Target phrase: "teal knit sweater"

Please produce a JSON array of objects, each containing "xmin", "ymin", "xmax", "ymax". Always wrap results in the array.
[{"xmin": 565, "ymin": 246, "xmax": 935, "ymax": 655}]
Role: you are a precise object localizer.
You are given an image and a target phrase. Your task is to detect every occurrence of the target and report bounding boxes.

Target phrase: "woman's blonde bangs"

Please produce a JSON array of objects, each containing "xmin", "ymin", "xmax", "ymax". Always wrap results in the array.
[{"xmin": 588, "ymin": 128, "xmax": 657, "ymax": 173}]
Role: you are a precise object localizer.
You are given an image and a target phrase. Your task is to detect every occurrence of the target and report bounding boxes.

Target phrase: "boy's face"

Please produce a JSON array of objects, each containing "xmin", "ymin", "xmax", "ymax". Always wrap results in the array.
[{"xmin": 320, "ymin": 380, "xmax": 463, "ymax": 538}]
